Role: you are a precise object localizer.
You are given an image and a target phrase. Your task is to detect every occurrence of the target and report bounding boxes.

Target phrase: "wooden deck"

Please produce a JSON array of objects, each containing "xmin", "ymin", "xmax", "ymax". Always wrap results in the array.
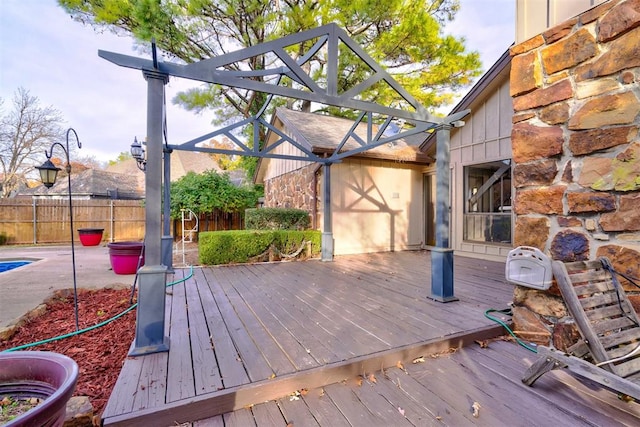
[{"xmin": 101, "ymin": 250, "xmax": 640, "ymax": 426}]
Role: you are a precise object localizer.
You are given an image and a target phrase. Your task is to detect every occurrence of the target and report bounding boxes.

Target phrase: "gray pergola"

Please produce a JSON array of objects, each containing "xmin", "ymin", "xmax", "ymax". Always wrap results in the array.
[{"xmin": 100, "ymin": 23, "xmax": 468, "ymax": 356}]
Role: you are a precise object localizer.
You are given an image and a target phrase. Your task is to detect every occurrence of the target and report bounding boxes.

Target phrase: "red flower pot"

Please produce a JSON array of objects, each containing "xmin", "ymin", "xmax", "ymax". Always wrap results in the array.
[
  {"xmin": 77, "ymin": 228, "xmax": 104, "ymax": 246},
  {"xmin": 107, "ymin": 241, "xmax": 145, "ymax": 274},
  {"xmin": 0, "ymin": 351, "xmax": 79, "ymax": 427}
]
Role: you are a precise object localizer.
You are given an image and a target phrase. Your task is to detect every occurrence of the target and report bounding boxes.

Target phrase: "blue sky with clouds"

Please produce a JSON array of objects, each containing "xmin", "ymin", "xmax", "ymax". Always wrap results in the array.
[{"xmin": 0, "ymin": 0, "xmax": 515, "ymax": 162}]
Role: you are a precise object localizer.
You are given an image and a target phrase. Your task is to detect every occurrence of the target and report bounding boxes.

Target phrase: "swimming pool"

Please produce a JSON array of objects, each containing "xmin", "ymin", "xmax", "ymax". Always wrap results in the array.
[{"xmin": 0, "ymin": 260, "xmax": 33, "ymax": 273}]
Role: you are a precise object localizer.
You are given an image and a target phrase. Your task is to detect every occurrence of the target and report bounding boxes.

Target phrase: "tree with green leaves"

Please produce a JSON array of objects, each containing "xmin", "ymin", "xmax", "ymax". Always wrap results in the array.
[
  {"xmin": 170, "ymin": 170, "xmax": 261, "ymax": 218},
  {"xmin": 107, "ymin": 151, "xmax": 134, "ymax": 167},
  {"xmin": 59, "ymin": 0, "xmax": 481, "ymax": 176}
]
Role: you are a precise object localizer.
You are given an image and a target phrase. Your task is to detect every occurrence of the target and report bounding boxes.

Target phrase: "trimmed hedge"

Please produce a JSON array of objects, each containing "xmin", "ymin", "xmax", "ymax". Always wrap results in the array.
[
  {"xmin": 199, "ymin": 229, "xmax": 321, "ymax": 265},
  {"xmin": 245, "ymin": 207, "xmax": 310, "ymax": 230}
]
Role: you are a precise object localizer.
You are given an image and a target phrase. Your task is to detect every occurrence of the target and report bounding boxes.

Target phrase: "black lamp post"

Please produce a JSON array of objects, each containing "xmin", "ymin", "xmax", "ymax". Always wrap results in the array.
[
  {"xmin": 36, "ymin": 128, "xmax": 82, "ymax": 330},
  {"xmin": 130, "ymin": 136, "xmax": 146, "ymax": 171}
]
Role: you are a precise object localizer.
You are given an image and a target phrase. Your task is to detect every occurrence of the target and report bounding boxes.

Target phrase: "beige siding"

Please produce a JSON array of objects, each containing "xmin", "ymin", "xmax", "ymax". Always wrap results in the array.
[
  {"xmin": 450, "ymin": 73, "xmax": 514, "ymax": 261},
  {"xmin": 516, "ymin": 0, "xmax": 607, "ymax": 43},
  {"xmin": 321, "ymin": 159, "xmax": 424, "ymax": 255}
]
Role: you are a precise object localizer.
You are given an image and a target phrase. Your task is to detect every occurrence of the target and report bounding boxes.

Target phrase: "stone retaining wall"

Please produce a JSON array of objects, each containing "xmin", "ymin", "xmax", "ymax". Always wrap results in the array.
[
  {"xmin": 509, "ymin": 0, "xmax": 640, "ymax": 349},
  {"xmin": 263, "ymin": 163, "xmax": 319, "ymax": 213}
]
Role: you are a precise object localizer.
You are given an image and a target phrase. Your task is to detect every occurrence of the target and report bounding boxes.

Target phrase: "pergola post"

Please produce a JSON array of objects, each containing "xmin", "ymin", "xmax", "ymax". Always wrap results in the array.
[
  {"xmin": 430, "ymin": 124, "xmax": 458, "ymax": 302},
  {"xmin": 321, "ymin": 163, "xmax": 334, "ymax": 262},
  {"xmin": 162, "ymin": 147, "xmax": 174, "ymax": 273},
  {"xmin": 129, "ymin": 69, "xmax": 170, "ymax": 356}
]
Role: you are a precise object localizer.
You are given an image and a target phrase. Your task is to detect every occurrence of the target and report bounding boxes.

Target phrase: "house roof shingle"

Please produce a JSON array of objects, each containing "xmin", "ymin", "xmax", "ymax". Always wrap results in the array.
[
  {"xmin": 273, "ymin": 108, "xmax": 433, "ymax": 164},
  {"xmin": 29, "ymin": 168, "xmax": 144, "ymax": 199}
]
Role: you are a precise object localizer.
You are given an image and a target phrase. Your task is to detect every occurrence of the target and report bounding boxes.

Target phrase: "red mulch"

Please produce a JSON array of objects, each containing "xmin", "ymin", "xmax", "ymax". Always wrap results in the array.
[{"xmin": 0, "ymin": 287, "xmax": 137, "ymax": 418}]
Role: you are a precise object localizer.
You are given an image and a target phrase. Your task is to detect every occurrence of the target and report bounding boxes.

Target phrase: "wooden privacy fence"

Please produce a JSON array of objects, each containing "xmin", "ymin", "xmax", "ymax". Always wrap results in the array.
[
  {"xmin": 0, "ymin": 199, "xmax": 244, "ymax": 245},
  {"xmin": 0, "ymin": 199, "xmax": 145, "ymax": 244},
  {"xmin": 173, "ymin": 210, "xmax": 244, "ymax": 242}
]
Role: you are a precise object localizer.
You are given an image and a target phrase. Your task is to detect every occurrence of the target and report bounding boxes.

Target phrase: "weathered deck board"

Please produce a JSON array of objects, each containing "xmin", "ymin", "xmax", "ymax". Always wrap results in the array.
[
  {"xmin": 103, "ymin": 251, "xmax": 519, "ymax": 426},
  {"xmin": 191, "ymin": 267, "xmax": 249, "ymax": 388},
  {"xmin": 166, "ymin": 276, "xmax": 196, "ymax": 402},
  {"xmin": 216, "ymin": 264, "xmax": 319, "ymax": 372},
  {"xmin": 466, "ymin": 340, "xmax": 640, "ymax": 426},
  {"xmin": 243, "ymin": 263, "xmax": 345, "ymax": 364},
  {"xmin": 206, "ymin": 340, "xmax": 640, "ymax": 426},
  {"xmin": 183, "ymin": 272, "xmax": 223, "ymax": 394},
  {"xmin": 203, "ymin": 266, "xmax": 274, "ymax": 382}
]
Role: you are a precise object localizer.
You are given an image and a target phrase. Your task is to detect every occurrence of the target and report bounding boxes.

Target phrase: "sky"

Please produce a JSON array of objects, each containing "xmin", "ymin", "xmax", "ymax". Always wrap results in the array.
[{"xmin": 0, "ymin": 0, "xmax": 515, "ymax": 163}]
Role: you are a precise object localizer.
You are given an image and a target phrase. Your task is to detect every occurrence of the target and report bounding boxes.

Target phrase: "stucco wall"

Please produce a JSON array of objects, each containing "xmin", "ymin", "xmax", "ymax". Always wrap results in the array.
[
  {"xmin": 263, "ymin": 158, "xmax": 425, "ymax": 255},
  {"xmin": 509, "ymin": 0, "xmax": 640, "ymax": 348},
  {"xmin": 329, "ymin": 159, "xmax": 425, "ymax": 255}
]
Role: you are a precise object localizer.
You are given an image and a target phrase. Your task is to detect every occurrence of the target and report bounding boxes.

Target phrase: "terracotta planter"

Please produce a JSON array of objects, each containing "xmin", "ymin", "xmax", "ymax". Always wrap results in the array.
[
  {"xmin": 0, "ymin": 351, "xmax": 78, "ymax": 427},
  {"xmin": 77, "ymin": 228, "xmax": 104, "ymax": 246},
  {"xmin": 107, "ymin": 241, "xmax": 144, "ymax": 274}
]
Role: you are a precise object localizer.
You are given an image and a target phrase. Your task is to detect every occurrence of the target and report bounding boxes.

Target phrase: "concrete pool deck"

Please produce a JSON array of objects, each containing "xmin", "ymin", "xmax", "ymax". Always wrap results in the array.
[{"xmin": 0, "ymin": 244, "xmax": 138, "ymax": 329}]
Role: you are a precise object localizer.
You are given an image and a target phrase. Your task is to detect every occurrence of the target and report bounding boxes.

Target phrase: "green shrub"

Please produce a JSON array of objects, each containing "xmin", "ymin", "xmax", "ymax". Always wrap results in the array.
[
  {"xmin": 245, "ymin": 207, "xmax": 310, "ymax": 230},
  {"xmin": 199, "ymin": 229, "xmax": 321, "ymax": 265},
  {"xmin": 0, "ymin": 233, "xmax": 7, "ymax": 245}
]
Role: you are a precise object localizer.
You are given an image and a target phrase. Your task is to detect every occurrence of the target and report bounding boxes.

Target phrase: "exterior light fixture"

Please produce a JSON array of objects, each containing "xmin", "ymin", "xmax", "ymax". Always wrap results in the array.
[
  {"xmin": 130, "ymin": 136, "xmax": 146, "ymax": 171},
  {"xmin": 36, "ymin": 159, "xmax": 62, "ymax": 188},
  {"xmin": 35, "ymin": 128, "xmax": 82, "ymax": 330}
]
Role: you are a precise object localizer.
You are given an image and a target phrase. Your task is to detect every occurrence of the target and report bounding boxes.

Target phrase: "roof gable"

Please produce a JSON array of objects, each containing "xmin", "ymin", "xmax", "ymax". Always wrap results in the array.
[{"xmin": 420, "ymin": 48, "xmax": 513, "ymax": 154}]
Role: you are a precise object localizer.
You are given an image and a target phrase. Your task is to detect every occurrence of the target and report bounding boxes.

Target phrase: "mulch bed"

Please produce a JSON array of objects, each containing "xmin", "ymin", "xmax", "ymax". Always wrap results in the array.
[{"xmin": 0, "ymin": 287, "xmax": 137, "ymax": 418}]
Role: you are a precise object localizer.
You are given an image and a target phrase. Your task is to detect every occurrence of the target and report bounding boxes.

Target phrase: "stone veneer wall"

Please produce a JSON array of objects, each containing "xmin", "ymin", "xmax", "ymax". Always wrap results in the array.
[
  {"xmin": 509, "ymin": 0, "xmax": 640, "ymax": 349},
  {"xmin": 263, "ymin": 163, "xmax": 319, "ymax": 219}
]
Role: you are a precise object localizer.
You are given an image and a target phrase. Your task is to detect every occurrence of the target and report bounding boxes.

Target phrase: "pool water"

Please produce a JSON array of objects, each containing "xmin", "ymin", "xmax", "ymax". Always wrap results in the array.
[{"xmin": 0, "ymin": 260, "xmax": 32, "ymax": 273}]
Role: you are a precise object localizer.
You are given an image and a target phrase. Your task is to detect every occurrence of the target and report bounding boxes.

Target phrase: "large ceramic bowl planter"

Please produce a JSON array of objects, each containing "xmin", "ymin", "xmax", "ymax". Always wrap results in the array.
[
  {"xmin": 107, "ymin": 241, "xmax": 145, "ymax": 275},
  {"xmin": 0, "ymin": 351, "xmax": 78, "ymax": 427},
  {"xmin": 77, "ymin": 228, "xmax": 104, "ymax": 246}
]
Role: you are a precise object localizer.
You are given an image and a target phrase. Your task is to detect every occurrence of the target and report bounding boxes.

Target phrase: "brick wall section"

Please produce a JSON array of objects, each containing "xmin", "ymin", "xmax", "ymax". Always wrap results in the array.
[
  {"xmin": 263, "ymin": 163, "xmax": 319, "ymax": 216},
  {"xmin": 509, "ymin": 0, "xmax": 640, "ymax": 349}
]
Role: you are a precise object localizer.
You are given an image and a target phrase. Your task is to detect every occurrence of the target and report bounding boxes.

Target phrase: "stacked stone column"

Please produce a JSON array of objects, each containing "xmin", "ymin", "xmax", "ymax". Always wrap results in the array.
[{"xmin": 509, "ymin": 0, "xmax": 640, "ymax": 348}]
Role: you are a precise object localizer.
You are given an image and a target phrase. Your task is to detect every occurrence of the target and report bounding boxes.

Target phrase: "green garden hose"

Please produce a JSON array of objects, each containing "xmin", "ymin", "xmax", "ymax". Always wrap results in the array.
[{"xmin": 484, "ymin": 308, "xmax": 538, "ymax": 353}]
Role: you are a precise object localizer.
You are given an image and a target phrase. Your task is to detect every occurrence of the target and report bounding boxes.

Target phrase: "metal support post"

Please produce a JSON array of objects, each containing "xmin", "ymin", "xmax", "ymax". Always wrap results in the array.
[
  {"xmin": 162, "ymin": 147, "xmax": 174, "ymax": 273},
  {"xmin": 429, "ymin": 124, "xmax": 458, "ymax": 302},
  {"xmin": 130, "ymin": 69, "xmax": 170, "ymax": 356},
  {"xmin": 321, "ymin": 163, "xmax": 334, "ymax": 262}
]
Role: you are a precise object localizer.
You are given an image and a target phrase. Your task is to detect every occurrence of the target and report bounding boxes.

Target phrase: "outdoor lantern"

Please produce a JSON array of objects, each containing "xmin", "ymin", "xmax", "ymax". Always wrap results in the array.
[
  {"xmin": 130, "ymin": 136, "xmax": 146, "ymax": 171},
  {"xmin": 36, "ymin": 158, "xmax": 62, "ymax": 188}
]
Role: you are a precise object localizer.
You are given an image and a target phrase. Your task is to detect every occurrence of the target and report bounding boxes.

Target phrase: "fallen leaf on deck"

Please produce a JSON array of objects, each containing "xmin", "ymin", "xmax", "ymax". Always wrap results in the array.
[
  {"xmin": 368, "ymin": 373, "xmax": 377, "ymax": 383},
  {"xmin": 299, "ymin": 388, "xmax": 309, "ymax": 396},
  {"xmin": 398, "ymin": 407, "xmax": 405, "ymax": 416},
  {"xmin": 396, "ymin": 360, "xmax": 405, "ymax": 371},
  {"xmin": 289, "ymin": 390, "xmax": 301, "ymax": 401},
  {"xmin": 619, "ymin": 394, "xmax": 634, "ymax": 402},
  {"xmin": 475, "ymin": 340, "xmax": 489, "ymax": 348},
  {"xmin": 472, "ymin": 401, "xmax": 481, "ymax": 418},
  {"xmin": 412, "ymin": 356, "xmax": 425, "ymax": 364}
]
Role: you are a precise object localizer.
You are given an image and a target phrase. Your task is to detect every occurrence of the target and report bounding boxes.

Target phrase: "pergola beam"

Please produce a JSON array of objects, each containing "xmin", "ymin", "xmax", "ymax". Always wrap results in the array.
[{"xmin": 100, "ymin": 23, "xmax": 468, "ymax": 357}]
